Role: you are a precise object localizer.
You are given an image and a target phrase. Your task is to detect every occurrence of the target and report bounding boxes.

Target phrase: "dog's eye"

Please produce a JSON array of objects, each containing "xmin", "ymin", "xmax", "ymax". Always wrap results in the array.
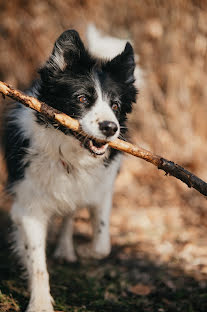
[
  {"xmin": 78, "ymin": 95, "xmax": 88, "ymax": 104},
  {"xmin": 112, "ymin": 102, "xmax": 119, "ymax": 112}
]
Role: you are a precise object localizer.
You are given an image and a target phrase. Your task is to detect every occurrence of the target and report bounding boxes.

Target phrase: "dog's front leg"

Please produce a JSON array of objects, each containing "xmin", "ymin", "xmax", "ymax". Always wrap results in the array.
[
  {"xmin": 11, "ymin": 204, "xmax": 54, "ymax": 312},
  {"xmin": 77, "ymin": 194, "xmax": 112, "ymax": 259}
]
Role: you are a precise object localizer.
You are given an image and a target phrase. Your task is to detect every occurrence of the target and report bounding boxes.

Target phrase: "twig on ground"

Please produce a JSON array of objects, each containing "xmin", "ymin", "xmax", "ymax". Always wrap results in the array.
[{"xmin": 0, "ymin": 80, "xmax": 207, "ymax": 197}]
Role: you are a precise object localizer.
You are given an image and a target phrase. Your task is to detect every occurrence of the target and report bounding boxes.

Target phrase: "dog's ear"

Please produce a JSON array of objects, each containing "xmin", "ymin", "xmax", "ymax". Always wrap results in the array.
[
  {"xmin": 106, "ymin": 42, "xmax": 135, "ymax": 84},
  {"xmin": 40, "ymin": 30, "xmax": 88, "ymax": 76}
]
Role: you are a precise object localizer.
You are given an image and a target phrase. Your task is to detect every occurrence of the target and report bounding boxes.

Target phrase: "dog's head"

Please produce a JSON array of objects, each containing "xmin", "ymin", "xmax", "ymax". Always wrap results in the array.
[{"xmin": 39, "ymin": 30, "xmax": 137, "ymax": 157}]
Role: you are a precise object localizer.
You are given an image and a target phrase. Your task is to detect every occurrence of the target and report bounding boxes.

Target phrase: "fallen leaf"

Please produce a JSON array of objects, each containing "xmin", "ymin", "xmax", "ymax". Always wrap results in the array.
[{"xmin": 129, "ymin": 284, "xmax": 152, "ymax": 296}]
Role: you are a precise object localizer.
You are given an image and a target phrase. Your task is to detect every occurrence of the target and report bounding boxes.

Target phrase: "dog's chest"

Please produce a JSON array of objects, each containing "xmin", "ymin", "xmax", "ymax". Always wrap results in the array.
[
  {"xmin": 27, "ymin": 143, "xmax": 110, "ymax": 212},
  {"xmin": 15, "ymin": 119, "xmax": 119, "ymax": 213}
]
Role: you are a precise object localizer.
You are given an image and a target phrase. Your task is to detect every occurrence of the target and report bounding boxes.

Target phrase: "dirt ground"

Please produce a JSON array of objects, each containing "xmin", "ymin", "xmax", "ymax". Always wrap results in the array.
[{"xmin": 1, "ymin": 1, "xmax": 207, "ymax": 311}]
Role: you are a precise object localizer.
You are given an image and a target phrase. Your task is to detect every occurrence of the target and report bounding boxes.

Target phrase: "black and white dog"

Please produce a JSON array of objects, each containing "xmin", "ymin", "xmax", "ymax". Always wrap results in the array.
[{"xmin": 3, "ymin": 29, "xmax": 137, "ymax": 312}]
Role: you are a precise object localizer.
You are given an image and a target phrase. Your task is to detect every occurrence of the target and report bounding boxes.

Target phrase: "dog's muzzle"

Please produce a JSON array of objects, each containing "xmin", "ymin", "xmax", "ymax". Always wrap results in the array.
[{"xmin": 99, "ymin": 120, "xmax": 118, "ymax": 137}]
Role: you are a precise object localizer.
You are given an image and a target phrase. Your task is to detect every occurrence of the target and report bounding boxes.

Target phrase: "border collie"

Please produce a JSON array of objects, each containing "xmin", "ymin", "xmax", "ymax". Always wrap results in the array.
[{"xmin": 3, "ymin": 29, "xmax": 137, "ymax": 312}]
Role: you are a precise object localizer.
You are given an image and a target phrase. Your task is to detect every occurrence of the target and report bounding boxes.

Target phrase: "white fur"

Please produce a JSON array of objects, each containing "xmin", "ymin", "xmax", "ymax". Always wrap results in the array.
[
  {"xmin": 50, "ymin": 43, "xmax": 66, "ymax": 71},
  {"xmin": 54, "ymin": 215, "xmax": 77, "ymax": 262},
  {"xmin": 80, "ymin": 79, "xmax": 120, "ymax": 141},
  {"xmin": 86, "ymin": 24, "xmax": 144, "ymax": 88},
  {"xmin": 86, "ymin": 24, "xmax": 128, "ymax": 59},
  {"xmin": 11, "ymin": 103, "xmax": 121, "ymax": 312}
]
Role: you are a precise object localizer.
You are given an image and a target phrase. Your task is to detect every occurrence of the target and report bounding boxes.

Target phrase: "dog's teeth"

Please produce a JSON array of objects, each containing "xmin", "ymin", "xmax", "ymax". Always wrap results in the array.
[{"xmin": 88, "ymin": 140, "xmax": 108, "ymax": 155}]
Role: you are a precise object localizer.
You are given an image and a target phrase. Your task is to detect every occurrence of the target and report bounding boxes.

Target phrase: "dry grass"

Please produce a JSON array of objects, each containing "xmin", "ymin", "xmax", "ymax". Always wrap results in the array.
[{"xmin": 1, "ymin": 1, "xmax": 207, "ymax": 311}]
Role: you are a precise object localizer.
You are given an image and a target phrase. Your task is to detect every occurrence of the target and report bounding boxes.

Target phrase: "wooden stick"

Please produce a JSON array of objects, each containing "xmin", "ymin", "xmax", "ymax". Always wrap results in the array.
[{"xmin": 0, "ymin": 80, "xmax": 207, "ymax": 197}]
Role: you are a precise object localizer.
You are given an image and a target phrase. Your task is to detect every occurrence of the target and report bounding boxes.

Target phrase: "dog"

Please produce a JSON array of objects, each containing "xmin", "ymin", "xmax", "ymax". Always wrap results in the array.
[{"xmin": 3, "ymin": 29, "xmax": 137, "ymax": 312}]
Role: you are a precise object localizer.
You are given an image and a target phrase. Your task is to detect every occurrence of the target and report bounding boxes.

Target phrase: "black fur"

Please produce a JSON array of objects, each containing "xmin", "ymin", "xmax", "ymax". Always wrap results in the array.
[
  {"xmin": 3, "ymin": 29, "xmax": 137, "ymax": 187},
  {"xmin": 3, "ymin": 104, "xmax": 30, "ymax": 190}
]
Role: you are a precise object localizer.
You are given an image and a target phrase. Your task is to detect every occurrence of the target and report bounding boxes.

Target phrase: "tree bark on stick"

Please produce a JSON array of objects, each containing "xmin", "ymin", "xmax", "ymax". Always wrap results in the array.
[{"xmin": 0, "ymin": 80, "xmax": 207, "ymax": 197}]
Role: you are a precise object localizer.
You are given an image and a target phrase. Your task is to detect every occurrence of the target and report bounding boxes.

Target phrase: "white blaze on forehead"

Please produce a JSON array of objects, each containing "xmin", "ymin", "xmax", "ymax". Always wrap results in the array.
[{"xmin": 80, "ymin": 79, "xmax": 120, "ymax": 140}]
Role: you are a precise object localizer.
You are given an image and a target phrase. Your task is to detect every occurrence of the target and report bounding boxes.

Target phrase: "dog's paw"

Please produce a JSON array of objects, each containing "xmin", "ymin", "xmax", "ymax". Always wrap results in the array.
[
  {"xmin": 76, "ymin": 243, "xmax": 111, "ymax": 260},
  {"xmin": 26, "ymin": 308, "xmax": 53, "ymax": 312},
  {"xmin": 26, "ymin": 303, "xmax": 54, "ymax": 312},
  {"xmin": 54, "ymin": 244, "xmax": 77, "ymax": 263},
  {"xmin": 26, "ymin": 294, "xmax": 54, "ymax": 312}
]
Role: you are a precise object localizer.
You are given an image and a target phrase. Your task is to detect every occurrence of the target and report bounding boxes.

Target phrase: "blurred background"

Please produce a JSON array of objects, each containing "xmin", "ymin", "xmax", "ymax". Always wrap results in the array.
[{"xmin": 1, "ymin": 0, "xmax": 207, "ymax": 311}]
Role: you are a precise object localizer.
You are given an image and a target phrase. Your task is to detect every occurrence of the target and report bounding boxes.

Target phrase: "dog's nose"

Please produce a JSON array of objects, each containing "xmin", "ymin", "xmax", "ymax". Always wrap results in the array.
[{"xmin": 99, "ymin": 121, "xmax": 118, "ymax": 137}]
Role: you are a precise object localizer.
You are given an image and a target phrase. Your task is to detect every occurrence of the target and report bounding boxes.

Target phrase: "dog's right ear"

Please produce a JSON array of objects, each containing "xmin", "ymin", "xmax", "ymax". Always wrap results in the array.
[{"xmin": 40, "ymin": 30, "xmax": 88, "ymax": 78}]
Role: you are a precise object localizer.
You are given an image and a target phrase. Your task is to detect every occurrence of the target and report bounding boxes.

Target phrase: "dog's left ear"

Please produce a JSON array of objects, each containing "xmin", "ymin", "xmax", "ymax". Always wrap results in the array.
[
  {"xmin": 40, "ymin": 30, "xmax": 88, "ymax": 77},
  {"xmin": 106, "ymin": 42, "xmax": 135, "ymax": 84}
]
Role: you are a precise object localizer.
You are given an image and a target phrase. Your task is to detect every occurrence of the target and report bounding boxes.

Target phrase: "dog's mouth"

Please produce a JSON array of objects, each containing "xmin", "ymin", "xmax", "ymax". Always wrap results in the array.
[
  {"xmin": 84, "ymin": 138, "xmax": 109, "ymax": 156},
  {"xmin": 75, "ymin": 133, "xmax": 109, "ymax": 156}
]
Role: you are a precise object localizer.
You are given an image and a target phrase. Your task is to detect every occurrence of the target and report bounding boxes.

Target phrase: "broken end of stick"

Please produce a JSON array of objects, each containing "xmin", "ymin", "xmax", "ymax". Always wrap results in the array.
[{"xmin": 158, "ymin": 157, "xmax": 207, "ymax": 197}]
